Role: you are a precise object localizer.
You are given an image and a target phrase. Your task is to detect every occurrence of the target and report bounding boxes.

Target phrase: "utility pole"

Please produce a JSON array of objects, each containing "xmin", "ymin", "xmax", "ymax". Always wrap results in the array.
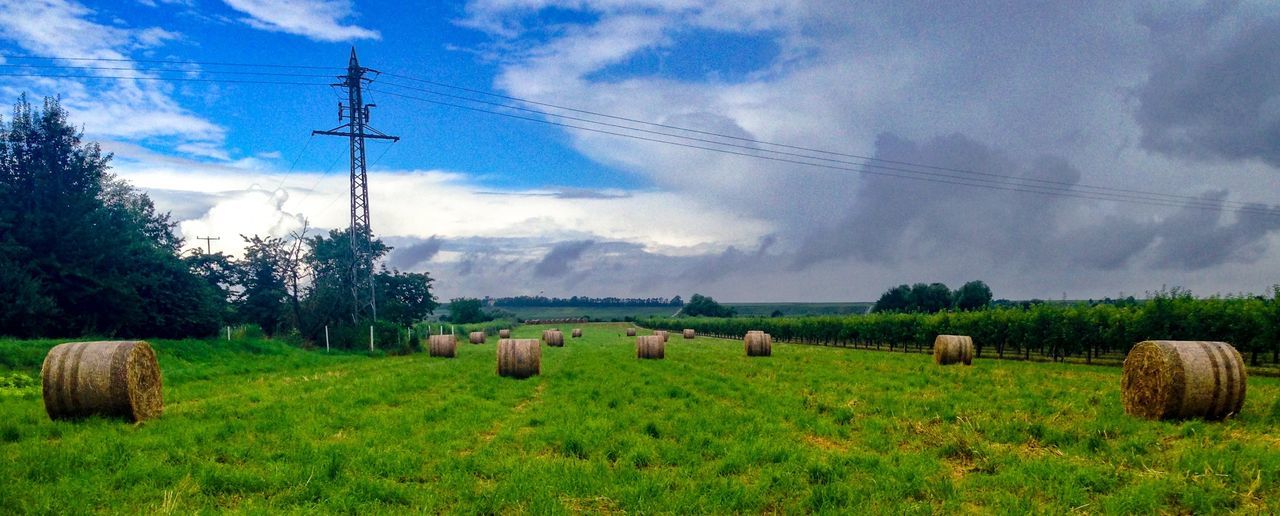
[
  {"xmin": 312, "ymin": 48, "xmax": 399, "ymax": 323},
  {"xmin": 196, "ymin": 236, "xmax": 220, "ymax": 254}
]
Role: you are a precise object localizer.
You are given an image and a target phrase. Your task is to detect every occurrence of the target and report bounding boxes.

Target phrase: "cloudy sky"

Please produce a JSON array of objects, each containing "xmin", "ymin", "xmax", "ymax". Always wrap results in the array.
[{"xmin": 0, "ymin": 0, "xmax": 1278, "ymax": 301}]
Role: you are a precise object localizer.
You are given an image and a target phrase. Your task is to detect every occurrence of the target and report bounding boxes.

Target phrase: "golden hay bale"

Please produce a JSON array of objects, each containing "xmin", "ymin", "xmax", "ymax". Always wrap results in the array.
[
  {"xmin": 744, "ymin": 331, "xmax": 772, "ymax": 357},
  {"xmin": 469, "ymin": 331, "xmax": 486, "ymax": 344},
  {"xmin": 497, "ymin": 339, "xmax": 541, "ymax": 379},
  {"xmin": 499, "ymin": 329, "xmax": 511, "ymax": 338},
  {"xmin": 655, "ymin": 330, "xmax": 669, "ymax": 342},
  {"xmin": 543, "ymin": 330, "xmax": 564, "ymax": 347},
  {"xmin": 626, "ymin": 328, "xmax": 637, "ymax": 337},
  {"xmin": 41, "ymin": 341, "xmax": 163, "ymax": 422},
  {"xmin": 933, "ymin": 335, "xmax": 974, "ymax": 366},
  {"xmin": 636, "ymin": 335, "xmax": 665, "ymax": 359},
  {"xmin": 429, "ymin": 335, "xmax": 458, "ymax": 358},
  {"xmin": 1122, "ymin": 340, "xmax": 1246, "ymax": 421},
  {"xmin": 683, "ymin": 329, "xmax": 696, "ymax": 339},
  {"xmin": 572, "ymin": 328, "xmax": 583, "ymax": 338}
]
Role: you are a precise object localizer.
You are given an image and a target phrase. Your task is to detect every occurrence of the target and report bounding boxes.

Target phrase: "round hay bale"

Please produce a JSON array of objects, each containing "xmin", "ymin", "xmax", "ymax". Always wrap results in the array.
[
  {"xmin": 626, "ymin": 328, "xmax": 637, "ymax": 337},
  {"xmin": 636, "ymin": 335, "xmax": 665, "ymax": 359},
  {"xmin": 655, "ymin": 330, "xmax": 669, "ymax": 342},
  {"xmin": 499, "ymin": 329, "xmax": 511, "ymax": 338},
  {"xmin": 468, "ymin": 331, "xmax": 486, "ymax": 345},
  {"xmin": 429, "ymin": 335, "xmax": 458, "ymax": 358},
  {"xmin": 744, "ymin": 331, "xmax": 772, "ymax": 357},
  {"xmin": 933, "ymin": 335, "xmax": 974, "ymax": 366},
  {"xmin": 683, "ymin": 329, "xmax": 696, "ymax": 339},
  {"xmin": 543, "ymin": 330, "xmax": 564, "ymax": 347},
  {"xmin": 1122, "ymin": 340, "xmax": 1246, "ymax": 421},
  {"xmin": 497, "ymin": 338, "xmax": 541, "ymax": 379},
  {"xmin": 41, "ymin": 341, "xmax": 163, "ymax": 422},
  {"xmin": 572, "ymin": 328, "xmax": 583, "ymax": 338}
]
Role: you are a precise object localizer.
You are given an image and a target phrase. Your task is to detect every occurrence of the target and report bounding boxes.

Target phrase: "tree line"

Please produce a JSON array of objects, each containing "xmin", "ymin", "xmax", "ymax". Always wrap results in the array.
[
  {"xmin": 0, "ymin": 96, "xmax": 437, "ymax": 347},
  {"xmin": 871, "ymin": 280, "xmax": 994, "ymax": 313},
  {"xmin": 645, "ymin": 288, "xmax": 1280, "ymax": 366},
  {"xmin": 490, "ymin": 295, "xmax": 683, "ymax": 307}
]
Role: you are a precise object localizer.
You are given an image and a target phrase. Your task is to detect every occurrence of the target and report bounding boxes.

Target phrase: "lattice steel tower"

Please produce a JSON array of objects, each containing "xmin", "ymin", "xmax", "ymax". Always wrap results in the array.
[{"xmin": 313, "ymin": 48, "xmax": 399, "ymax": 322}]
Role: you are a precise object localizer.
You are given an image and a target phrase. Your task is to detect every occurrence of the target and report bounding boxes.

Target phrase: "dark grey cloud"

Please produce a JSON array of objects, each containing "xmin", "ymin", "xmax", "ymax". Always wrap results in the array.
[
  {"xmin": 386, "ymin": 236, "xmax": 444, "ymax": 270},
  {"xmin": 1137, "ymin": 8, "xmax": 1280, "ymax": 166},
  {"xmin": 533, "ymin": 240, "xmax": 595, "ymax": 277},
  {"xmin": 1148, "ymin": 192, "xmax": 1280, "ymax": 270},
  {"xmin": 792, "ymin": 132, "xmax": 1280, "ymax": 274}
]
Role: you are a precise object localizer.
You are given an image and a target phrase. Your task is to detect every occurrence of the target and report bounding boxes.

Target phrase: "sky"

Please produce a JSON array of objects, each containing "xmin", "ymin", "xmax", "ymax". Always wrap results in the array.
[{"xmin": 0, "ymin": 0, "xmax": 1278, "ymax": 302}]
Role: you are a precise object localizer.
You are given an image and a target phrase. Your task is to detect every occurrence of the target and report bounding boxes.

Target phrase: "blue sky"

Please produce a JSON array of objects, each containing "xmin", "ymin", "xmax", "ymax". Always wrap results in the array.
[{"xmin": 0, "ymin": 1, "xmax": 1278, "ymax": 301}]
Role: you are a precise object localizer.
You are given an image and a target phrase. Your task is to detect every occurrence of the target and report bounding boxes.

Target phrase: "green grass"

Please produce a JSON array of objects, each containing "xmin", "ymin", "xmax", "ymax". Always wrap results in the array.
[
  {"xmin": 2, "ymin": 324, "xmax": 1279, "ymax": 512},
  {"xmin": 495, "ymin": 305, "xmax": 681, "ymax": 321}
]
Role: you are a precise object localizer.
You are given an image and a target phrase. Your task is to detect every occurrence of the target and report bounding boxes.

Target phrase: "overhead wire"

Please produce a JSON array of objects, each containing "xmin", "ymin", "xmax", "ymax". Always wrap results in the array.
[
  {"xmin": 374, "ymin": 75, "xmax": 1265, "ymax": 211},
  {"xmin": 2, "ymin": 53, "xmax": 1274, "ymax": 218},
  {"xmin": 367, "ymin": 87, "xmax": 1280, "ymax": 218}
]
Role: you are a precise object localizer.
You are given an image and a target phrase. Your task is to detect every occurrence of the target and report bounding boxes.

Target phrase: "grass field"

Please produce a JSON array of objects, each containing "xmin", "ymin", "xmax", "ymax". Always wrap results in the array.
[{"xmin": 2, "ymin": 323, "xmax": 1280, "ymax": 512}]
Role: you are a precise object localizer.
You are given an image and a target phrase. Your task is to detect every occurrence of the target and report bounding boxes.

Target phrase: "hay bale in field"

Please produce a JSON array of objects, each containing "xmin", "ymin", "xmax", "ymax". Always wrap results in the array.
[
  {"xmin": 636, "ymin": 335, "xmax": 665, "ymax": 359},
  {"xmin": 626, "ymin": 328, "xmax": 637, "ymax": 337},
  {"xmin": 429, "ymin": 335, "xmax": 458, "ymax": 357},
  {"xmin": 41, "ymin": 341, "xmax": 163, "ymax": 422},
  {"xmin": 499, "ymin": 329, "xmax": 511, "ymax": 338},
  {"xmin": 744, "ymin": 330, "xmax": 772, "ymax": 357},
  {"xmin": 468, "ymin": 331, "xmax": 486, "ymax": 344},
  {"xmin": 543, "ymin": 330, "xmax": 564, "ymax": 347},
  {"xmin": 683, "ymin": 329, "xmax": 696, "ymax": 339},
  {"xmin": 933, "ymin": 335, "xmax": 974, "ymax": 366},
  {"xmin": 1122, "ymin": 340, "xmax": 1246, "ymax": 421},
  {"xmin": 572, "ymin": 328, "xmax": 583, "ymax": 338},
  {"xmin": 655, "ymin": 330, "xmax": 669, "ymax": 342},
  {"xmin": 497, "ymin": 339, "xmax": 541, "ymax": 379}
]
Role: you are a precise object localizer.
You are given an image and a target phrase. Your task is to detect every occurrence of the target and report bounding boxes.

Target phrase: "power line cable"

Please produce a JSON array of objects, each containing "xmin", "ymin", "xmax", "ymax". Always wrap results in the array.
[
  {"xmin": 368, "ymin": 87, "xmax": 1280, "ymax": 218},
  {"xmin": 1, "ymin": 53, "xmax": 339, "ymax": 70},
  {"xmin": 0, "ymin": 71, "xmax": 326, "ymax": 86},
  {"xmin": 0, "ymin": 62, "xmax": 334, "ymax": 78},
  {"xmin": 378, "ymin": 72, "xmax": 1265, "ymax": 210},
  {"xmin": 375, "ymin": 78, "xmax": 1256, "ymax": 209}
]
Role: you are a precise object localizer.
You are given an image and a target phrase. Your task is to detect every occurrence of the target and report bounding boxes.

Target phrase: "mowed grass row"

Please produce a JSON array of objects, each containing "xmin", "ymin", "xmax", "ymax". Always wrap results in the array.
[{"xmin": 2, "ymin": 324, "xmax": 1280, "ymax": 513}]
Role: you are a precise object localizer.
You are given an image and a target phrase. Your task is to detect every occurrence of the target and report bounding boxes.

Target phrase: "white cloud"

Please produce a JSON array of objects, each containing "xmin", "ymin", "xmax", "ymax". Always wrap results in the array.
[
  {"xmin": 0, "ymin": 0, "xmax": 227, "ymax": 153},
  {"xmin": 222, "ymin": 0, "xmax": 379, "ymax": 42},
  {"xmin": 450, "ymin": 0, "xmax": 1280, "ymax": 300}
]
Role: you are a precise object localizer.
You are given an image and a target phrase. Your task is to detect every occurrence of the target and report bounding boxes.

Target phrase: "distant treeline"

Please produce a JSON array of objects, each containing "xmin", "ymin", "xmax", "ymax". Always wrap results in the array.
[
  {"xmin": 490, "ymin": 295, "xmax": 683, "ymax": 307},
  {"xmin": 645, "ymin": 288, "xmax": 1280, "ymax": 367}
]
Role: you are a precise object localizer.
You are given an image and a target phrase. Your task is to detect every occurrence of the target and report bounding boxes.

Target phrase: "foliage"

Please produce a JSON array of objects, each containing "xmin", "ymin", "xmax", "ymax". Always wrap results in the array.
[
  {"xmin": 953, "ymin": 280, "xmax": 993, "ymax": 311},
  {"xmin": 0, "ymin": 96, "xmax": 222, "ymax": 338},
  {"xmin": 445, "ymin": 298, "xmax": 491, "ymax": 324},
  {"xmin": 683, "ymin": 293, "xmax": 736, "ymax": 317},
  {"xmin": 2, "ymin": 326, "xmax": 1279, "ymax": 512},
  {"xmin": 873, "ymin": 280, "xmax": 994, "ymax": 313},
  {"xmin": 491, "ymin": 295, "xmax": 682, "ymax": 307},
  {"xmin": 648, "ymin": 288, "xmax": 1280, "ymax": 366}
]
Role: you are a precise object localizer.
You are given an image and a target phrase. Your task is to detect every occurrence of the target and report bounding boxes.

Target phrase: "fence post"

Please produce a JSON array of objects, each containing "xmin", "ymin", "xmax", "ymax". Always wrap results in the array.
[
  {"xmin": 369, "ymin": 325, "xmax": 374, "ymax": 352},
  {"xmin": 325, "ymin": 325, "xmax": 330, "ymax": 352}
]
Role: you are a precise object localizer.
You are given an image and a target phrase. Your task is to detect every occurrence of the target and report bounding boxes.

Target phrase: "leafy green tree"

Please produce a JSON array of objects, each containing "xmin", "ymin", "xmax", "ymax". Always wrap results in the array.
[
  {"xmin": 237, "ymin": 235, "xmax": 291, "ymax": 337},
  {"xmin": 872, "ymin": 285, "xmax": 911, "ymax": 312},
  {"xmin": 683, "ymin": 293, "xmax": 735, "ymax": 317},
  {"xmin": 909, "ymin": 283, "xmax": 953, "ymax": 313},
  {"xmin": 446, "ymin": 297, "xmax": 489, "ymax": 324},
  {"xmin": 954, "ymin": 280, "xmax": 993, "ymax": 311},
  {"xmin": 377, "ymin": 270, "xmax": 437, "ymax": 327},
  {"xmin": 0, "ymin": 96, "xmax": 220, "ymax": 338}
]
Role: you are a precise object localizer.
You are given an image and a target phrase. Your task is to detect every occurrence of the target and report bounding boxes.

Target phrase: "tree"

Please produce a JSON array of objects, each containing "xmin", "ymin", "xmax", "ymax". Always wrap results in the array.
[
  {"xmin": 377, "ymin": 270, "xmax": 437, "ymax": 326},
  {"xmin": 0, "ymin": 96, "xmax": 220, "ymax": 338},
  {"xmin": 683, "ymin": 293, "xmax": 735, "ymax": 317},
  {"xmin": 909, "ymin": 283, "xmax": 953, "ymax": 313},
  {"xmin": 872, "ymin": 285, "xmax": 912, "ymax": 313},
  {"xmin": 446, "ymin": 297, "xmax": 489, "ymax": 324},
  {"xmin": 237, "ymin": 235, "xmax": 291, "ymax": 337},
  {"xmin": 954, "ymin": 280, "xmax": 994, "ymax": 311}
]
